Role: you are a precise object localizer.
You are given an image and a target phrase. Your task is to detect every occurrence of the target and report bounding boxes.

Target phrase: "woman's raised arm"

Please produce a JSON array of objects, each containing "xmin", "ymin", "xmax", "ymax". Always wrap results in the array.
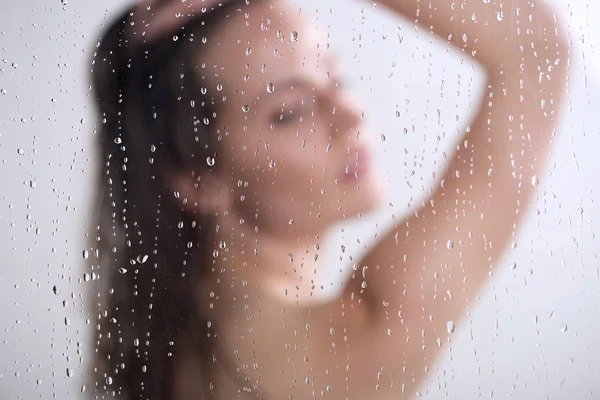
[{"xmin": 349, "ymin": 0, "xmax": 570, "ymax": 392}]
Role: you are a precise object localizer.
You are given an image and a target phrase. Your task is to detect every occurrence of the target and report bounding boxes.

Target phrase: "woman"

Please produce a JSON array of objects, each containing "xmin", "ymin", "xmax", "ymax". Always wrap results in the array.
[{"xmin": 89, "ymin": 0, "xmax": 569, "ymax": 398}]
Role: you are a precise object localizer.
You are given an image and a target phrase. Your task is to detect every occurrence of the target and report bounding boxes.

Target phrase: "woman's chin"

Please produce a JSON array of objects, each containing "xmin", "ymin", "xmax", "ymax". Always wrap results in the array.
[
  {"xmin": 339, "ymin": 187, "xmax": 386, "ymax": 219},
  {"xmin": 358, "ymin": 193, "xmax": 385, "ymax": 215},
  {"xmin": 357, "ymin": 175, "xmax": 386, "ymax": 211}
]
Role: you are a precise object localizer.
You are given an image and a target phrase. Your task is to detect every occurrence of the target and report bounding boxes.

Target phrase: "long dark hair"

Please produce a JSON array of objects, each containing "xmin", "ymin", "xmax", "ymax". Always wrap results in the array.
[{"xmin": 87, "ymin": 2, "xmax": 247, "ymax": 398}]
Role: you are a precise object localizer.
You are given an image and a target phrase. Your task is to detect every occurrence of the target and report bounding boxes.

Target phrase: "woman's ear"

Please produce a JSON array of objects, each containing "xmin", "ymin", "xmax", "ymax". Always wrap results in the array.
[{"xmin": 164, "ymin": 166, "xmax": 230, "ymax": 216}]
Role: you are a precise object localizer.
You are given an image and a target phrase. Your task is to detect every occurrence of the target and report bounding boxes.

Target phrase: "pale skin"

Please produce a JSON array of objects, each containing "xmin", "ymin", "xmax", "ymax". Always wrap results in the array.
[{"xmin": 132, "ymin": 0, "xmax": 570, "ymax": 398}]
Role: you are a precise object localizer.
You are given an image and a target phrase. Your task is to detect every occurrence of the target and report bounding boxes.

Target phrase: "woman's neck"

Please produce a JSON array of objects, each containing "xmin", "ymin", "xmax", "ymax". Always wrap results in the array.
[{"xmin": 195, "ymin": 209, "xmax": 333, "ymax": 320}]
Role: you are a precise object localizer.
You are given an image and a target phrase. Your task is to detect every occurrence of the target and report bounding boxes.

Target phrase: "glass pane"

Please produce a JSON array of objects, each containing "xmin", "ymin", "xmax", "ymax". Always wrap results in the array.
[{"xmin": 1, "ymin": 0, "xmax": 598, "ymax": 398}]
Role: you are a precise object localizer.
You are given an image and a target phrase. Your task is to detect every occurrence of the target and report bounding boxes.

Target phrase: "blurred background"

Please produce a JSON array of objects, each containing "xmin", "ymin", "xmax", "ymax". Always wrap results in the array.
[{"xmin": 1, "ymin": 0, "xmax": 599, "ymax": 398}]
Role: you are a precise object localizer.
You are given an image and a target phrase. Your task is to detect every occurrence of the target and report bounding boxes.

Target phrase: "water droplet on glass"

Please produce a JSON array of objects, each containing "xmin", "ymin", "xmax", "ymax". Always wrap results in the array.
[
  {"xmin": 118, "ymin": 268, "xmax": 128, "ymax": 274},
  {"xmin": 52, "ymin": 285, "xmax": 61, "ymax": 295},
  {"xmin": 266, "ymin": 82, "xmax": 275, "ymax": 93},
  {"xmin": 531, "ymin": 175, "xmax": 539, "ymax": 186},
  {"xmin": 291, "ymin": 31, "xmax": 299, "ymax": 42},
  {"xmin": 207, "ymin": 156, "xmax": 215, "ymax": 166},
  {"xmin": 447, "ymin": 320, "xmax": 456, "ymax": 334},
  {"xmin": 136, "ymin": 254, "xmax": 148, "ymax": 264},
  {"xmin": 242, "ymin": 105, "xmax": 250, "ymax": 113},
  {"xmin": 447, "ymin": 240, "xmax": 454, "ymax": 249}
]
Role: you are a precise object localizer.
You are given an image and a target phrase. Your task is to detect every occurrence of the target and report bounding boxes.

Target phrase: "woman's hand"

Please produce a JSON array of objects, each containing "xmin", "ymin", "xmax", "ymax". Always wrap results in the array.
[{"xmin": 128, "ymin": 0, "xmax": 231, "ymax": 43}]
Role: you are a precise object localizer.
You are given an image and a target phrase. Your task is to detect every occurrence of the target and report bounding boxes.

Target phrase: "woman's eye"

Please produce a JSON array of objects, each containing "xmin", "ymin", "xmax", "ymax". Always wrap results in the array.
[
  {"xmin": 274, "ymin": 112, "xmax": 290, "ymax": 124},
  {"xmin": 273, "ymin": 109, "xmax": 299, "ymax": 124}
]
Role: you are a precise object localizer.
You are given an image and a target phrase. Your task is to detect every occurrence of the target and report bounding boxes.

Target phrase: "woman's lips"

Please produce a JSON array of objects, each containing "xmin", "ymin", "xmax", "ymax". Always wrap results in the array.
[{"xmin": 341, "ymin": 147, "xmax": 372, "ymax": 183}]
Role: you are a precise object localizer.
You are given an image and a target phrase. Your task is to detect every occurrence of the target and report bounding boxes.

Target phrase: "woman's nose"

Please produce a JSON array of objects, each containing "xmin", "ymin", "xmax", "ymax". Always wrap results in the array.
[{"xmin": 321, "ymin": 88, "xmax": 363, "ymax": 139}]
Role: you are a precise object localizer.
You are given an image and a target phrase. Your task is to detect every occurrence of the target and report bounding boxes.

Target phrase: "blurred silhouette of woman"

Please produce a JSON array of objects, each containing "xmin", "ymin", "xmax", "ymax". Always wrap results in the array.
[{"xmin": 89, "ymin": 0, "xmax": 569, "ymax": 398}]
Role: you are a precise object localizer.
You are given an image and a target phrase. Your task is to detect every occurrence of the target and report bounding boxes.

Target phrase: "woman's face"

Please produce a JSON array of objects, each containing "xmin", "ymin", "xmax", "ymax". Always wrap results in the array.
[{"xmin": 194, "ymin": 1, "xmax": 384, "ymax": 237}]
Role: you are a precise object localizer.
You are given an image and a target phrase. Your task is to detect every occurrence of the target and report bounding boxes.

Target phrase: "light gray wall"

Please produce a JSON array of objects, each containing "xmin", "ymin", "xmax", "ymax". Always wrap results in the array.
[{"xmin": 1, "ymin": 1, "xmax": 599, "ymax": 398}]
